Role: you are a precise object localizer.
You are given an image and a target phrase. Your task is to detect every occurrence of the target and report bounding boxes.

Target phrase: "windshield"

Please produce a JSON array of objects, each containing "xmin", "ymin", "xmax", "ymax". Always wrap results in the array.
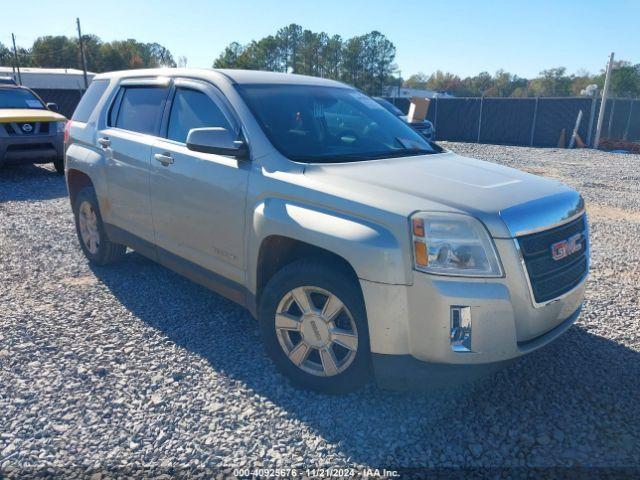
[
  {"xmin": 373, "ymin": 97, "xmax": 404, "ymax": 116},
  {"xmin": 237, "ymin": 84, "xmax": 435, "ymax": 163},
  {"xmin": 0, "ymin": 88, "xmax": 45, "ymax": 109}
]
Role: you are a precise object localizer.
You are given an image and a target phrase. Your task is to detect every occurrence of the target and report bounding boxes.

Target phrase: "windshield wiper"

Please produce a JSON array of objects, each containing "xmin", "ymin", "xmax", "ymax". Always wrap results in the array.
[{"xmin": 296, "ymin": 149, "xmax": 434, "ymax": 163}]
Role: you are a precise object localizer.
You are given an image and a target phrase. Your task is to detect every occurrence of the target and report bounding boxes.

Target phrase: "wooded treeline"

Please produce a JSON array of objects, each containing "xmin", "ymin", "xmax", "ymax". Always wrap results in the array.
[
  {"xmin": 3, "ymin": 28, "xmax": 638, "ymax": 99},
  {"xmin": 0, "ymin": 35, "xmax": 180, "ymax": 73},
  {"xmin": 213, "ymin": 24, "xmax": 398, "ymax": 94},
  {"xmin": 404, "ymin": 63, "xmax": 640, "ymax": 98}
]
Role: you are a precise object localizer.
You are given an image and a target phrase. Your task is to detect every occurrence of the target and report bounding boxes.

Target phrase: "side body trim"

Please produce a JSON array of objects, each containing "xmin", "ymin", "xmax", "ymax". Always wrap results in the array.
[{"xmin": 104, "ymin": 223, "xmax": 256, "ymax": 317}]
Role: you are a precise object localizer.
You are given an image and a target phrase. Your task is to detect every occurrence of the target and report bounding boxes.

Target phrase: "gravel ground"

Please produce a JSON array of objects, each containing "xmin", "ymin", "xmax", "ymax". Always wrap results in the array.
[{"xmin": 1, "ymin": 145, "xmax": 639, "ymax": 477}]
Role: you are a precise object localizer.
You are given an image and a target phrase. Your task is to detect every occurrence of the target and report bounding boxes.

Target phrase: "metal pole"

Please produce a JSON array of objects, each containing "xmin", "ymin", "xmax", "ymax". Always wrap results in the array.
[
  {"xmin": 623, "ymin": 100, "xmax": 634, "ymax": 140},
  {"xmin": 607, "ymin": 98, "xmax": 615, "ymax": 139},
  {"xmin": 586, "ymin": 91, "xmax": 598, "ymax": 146},
  {"xmin": 11, "ymin": 33, "xmax": 22, "ymax": 85},
  {"xmin": 530, "ymin": 97, "xmax": 539, "ymax": 146},
  {"xmin": 569, "ymin": 109, "xmax": 583, "ymax": 149},
  {"xmin": 477, "ymin": 96, "xmax": 484, "ymax": 143},
  {"xmin": 76, "ymin": 18, "xmax": 89, "ymax": 90},
  {"xmin": 433, "ymin": 96, "xmax": 438, "ymax": 140},
  {"xmin": 594, "ymin": 52, "xmax": 615, "ymax": 149}
]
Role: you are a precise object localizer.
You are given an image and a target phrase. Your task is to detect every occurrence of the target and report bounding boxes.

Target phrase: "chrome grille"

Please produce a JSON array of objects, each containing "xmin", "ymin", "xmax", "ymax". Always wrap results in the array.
[
  {"xmin": 3, "ymin": 122, "xmax": 50, "ymax": 136},
  {"xmin": 517, "ymin": 215, "xmax": 588, "ymax": 304}
]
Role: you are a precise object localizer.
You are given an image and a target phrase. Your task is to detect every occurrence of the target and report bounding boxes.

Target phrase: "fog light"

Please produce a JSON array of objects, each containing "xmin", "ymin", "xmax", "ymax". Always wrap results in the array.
[{"xmin": 450, "ymin": 306, "xmax": 472, "ymax": 352}]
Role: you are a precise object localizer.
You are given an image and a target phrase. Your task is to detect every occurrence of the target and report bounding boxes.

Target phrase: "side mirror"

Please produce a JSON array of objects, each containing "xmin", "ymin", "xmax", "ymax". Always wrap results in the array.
[
  {"xmin": 46, "ymin": 102, "xmax": 59, "ymax": 112},
  {"xmin": 186, "ymin": 127, "xmax": 248, "ymax": 159}
]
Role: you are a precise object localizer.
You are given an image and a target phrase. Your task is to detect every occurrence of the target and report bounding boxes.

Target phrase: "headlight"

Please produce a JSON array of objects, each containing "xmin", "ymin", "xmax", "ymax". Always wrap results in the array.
[
  {"xmin": 56, "ymin": 121, "xmax": 67, "ymax": 133},
  {"xmin": 411, "ymin": 212, "xmax": 502, "ymax": 277}
]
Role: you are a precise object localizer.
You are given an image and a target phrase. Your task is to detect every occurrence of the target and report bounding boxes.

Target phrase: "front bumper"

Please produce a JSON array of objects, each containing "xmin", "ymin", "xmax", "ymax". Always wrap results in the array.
[
  {"xmin": 371, "ymin": 307, "xmax": 581, "ymax": 390},
  {"xmin": 360, "ymin": 237, "xmax": 586, "ymax": 384},
  {"xmin": 0, "ymin": 129, "xmax": 63, "ymax": 165}
]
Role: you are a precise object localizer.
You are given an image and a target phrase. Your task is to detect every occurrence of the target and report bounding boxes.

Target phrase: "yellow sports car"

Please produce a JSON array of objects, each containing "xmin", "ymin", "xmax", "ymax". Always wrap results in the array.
[{"xmin": 0, "ymin": 83, "xmax": 67, "ymax": 173}]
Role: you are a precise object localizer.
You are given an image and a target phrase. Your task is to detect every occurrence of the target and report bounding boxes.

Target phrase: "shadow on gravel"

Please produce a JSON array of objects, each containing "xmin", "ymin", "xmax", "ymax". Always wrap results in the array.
[
  {"xmin": 91, "ymin": 254, "xmax": 640, "ymax": 467},
  {"xmin": 0, "ymin": 164, "xmax": 67, "ymax": 202}
]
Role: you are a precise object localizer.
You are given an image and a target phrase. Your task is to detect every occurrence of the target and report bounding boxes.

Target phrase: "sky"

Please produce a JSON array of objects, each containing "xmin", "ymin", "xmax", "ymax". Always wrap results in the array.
[{"xmin": 2, "ymin": 0, "xmax": 639, "ymax": 79}]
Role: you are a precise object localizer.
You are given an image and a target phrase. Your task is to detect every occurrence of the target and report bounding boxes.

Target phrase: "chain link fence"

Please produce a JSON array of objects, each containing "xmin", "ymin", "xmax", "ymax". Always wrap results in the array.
[{"xmin": 386, "ymin": 96, "xmax": 640, "ymax": 147}]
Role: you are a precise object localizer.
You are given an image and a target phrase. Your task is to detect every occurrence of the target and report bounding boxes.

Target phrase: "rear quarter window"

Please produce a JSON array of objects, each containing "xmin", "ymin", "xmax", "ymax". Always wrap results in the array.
[{"xmin": 72, "ymin": 79, "xmax": 109, "ymax": 122}]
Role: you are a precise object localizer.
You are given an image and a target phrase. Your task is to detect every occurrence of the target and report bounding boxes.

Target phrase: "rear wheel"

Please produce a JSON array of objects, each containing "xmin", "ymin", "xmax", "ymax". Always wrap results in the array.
[
  {"xmin": 73, "ymin": 187, "xmax": 126, "ymax": 265},
  {"xmin": 259, "ymin": 259, "xmax": 371, "ymax": 393}
]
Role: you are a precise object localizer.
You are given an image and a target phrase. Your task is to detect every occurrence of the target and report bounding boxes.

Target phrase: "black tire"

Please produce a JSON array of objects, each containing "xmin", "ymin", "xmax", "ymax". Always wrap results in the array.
[
  {"xmin": 73, "ymin": 187, "xmax": 126, "ymax": 265},
  {"xmin": 53, "ymin": 156, "xmax": 64, "ymax": 175},
  {"xmin": 259, "ymin": 258, "xmax": 371, "ymax": 393}
]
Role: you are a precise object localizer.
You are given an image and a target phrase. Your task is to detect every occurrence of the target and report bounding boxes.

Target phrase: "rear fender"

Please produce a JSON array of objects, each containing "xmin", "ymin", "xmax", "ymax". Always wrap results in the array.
[{"xmin": 65, "ymin": 143, "xmax": 110, "ymax": 216}]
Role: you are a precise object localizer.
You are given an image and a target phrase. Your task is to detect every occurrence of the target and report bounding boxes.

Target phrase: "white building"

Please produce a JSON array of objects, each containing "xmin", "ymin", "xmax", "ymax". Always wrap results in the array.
[
  {"xmin": 0, "ymin": 67, "xmax": 94, "ymax": 90},
  {"xmin": 382, "ymin": 86, "xmax": 454, "ymax": 99}
]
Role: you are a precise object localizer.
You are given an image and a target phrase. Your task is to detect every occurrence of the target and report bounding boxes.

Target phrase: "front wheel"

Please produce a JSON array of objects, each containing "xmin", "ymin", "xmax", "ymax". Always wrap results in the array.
[{"xmin": 259, "ymin": 259, "xmax": 371, "ymax": 393}]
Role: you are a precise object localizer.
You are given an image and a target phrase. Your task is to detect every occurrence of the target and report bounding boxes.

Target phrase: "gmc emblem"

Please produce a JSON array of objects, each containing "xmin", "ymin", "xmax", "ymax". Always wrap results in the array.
[{"xmin": 551, "ymin": 233, "xmax": 583, "ymax": 261}]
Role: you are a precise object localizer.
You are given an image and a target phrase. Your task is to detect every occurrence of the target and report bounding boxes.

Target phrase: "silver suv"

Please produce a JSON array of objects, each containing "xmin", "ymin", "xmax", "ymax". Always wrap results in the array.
[{"xmin": 65, "ymin": 69, "xmax": 588, "ymax": 393}]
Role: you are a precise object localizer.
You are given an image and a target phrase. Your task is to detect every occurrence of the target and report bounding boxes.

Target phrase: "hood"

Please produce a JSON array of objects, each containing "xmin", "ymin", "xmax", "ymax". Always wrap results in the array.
[
  {"xmin": 303, "ymin": 151, "xmax": 581, "ymax": 238},
  {"xmin": 0, "ymin": 108, "xmax": 67, "ymax": 123}
]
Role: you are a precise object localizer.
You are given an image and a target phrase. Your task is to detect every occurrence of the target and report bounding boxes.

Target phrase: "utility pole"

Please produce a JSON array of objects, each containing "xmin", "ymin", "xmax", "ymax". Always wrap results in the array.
[
  {"xmin": 76, "ymin": 18, "xmax": 89, "ymax": 90},
  {"xmin": 11, "ymin": 33, "xmax": 22, "ymax": 85},
  {"xmin": 593, "ymin": 52, "xmax": 614, "ymax": 149}
]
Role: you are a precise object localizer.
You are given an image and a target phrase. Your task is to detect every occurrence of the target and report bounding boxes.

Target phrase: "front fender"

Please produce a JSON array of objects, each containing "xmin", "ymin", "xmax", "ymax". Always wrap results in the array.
[{"xmin": 247, "ymin": 197, "xmax": 410, "ymax": 293}]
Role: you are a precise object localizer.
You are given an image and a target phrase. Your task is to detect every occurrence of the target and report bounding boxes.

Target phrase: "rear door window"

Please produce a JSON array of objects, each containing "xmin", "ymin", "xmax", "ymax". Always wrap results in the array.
[
  {"xmin": 72, "ymin": 79, "xmax": 109, "ymax": 122},
  {"xmin": 114, "ymin": 86, "xmax": 169, "ymax": 135},
  {"xmin": 166, "ymin": 88, "xmax": 232, "ymax": 143}
]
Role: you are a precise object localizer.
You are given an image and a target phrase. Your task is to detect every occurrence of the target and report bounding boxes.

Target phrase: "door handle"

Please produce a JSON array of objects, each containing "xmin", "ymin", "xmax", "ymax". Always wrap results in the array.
[
  {"xmin": 154, "ymin": 152, "xmax": 174, "ymax": 166},
  {"xmin": 97, "ymin": 137, "xmax": 111, "ymax": 148}
]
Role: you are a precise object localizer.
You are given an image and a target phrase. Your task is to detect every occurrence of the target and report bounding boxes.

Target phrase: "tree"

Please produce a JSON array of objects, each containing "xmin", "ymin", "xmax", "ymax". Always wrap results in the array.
[
  {"xmin": 321, "ymin": 34, "xmax": 342, "ymax": 79},
  {"xmin": 81, "ymin": 34, "xmax": 104, "ymax": 72},
  {"xmin": 31, "ymin": 36, "xmax": 78, "ymax": 69},
  {"xmin": 212, "ymin": 25, "xmax": 398, "ymax": 94},
  {"xmin": 94, "ymin": 39, "xmax": 175, "ymax": 71},
  {"xmin": 609, "ymin": 62, "xmax": 640, "ymax": 97},
  {"xmin": 529, "ymin": 67, "xmax": 572, "ymax": 97},
  {"xmin": 426, "ymin": 70, "xmax": 461, "ymax": 93},
  {"xmin": 298, "ymin": 30, "xmax": 322, "ymax": 76},
  {"xmin": 404, "ymin": 72, "xmax": 429, "ymax": 89},
  {"xmin": 0, "ymin": 42, "xmax": 13, "ymax": 66},
  {"xmin": 148, "ymin": 42, "xmax": 176, "ymax": 68},
  {"xmin": 276, "ymin": 24, "xmax": 303, "ymax": 73},
  {"xmin": 341, "ymin": 35, "xmax": 365, "ymax": 88},
  {"xmin": 2, "ymin": 34, "xmax": 176, "ymax": 73},
  {"xmin": 461, "ymin": 71, "xmax": 493, "ymax": 96},
  {"xmin": 363, "ymin": 31, "xmax": 396, "ymax": 94},
  {"xmin": 213, "ymin": 42, "xmax": 245, "ymax": 68}
]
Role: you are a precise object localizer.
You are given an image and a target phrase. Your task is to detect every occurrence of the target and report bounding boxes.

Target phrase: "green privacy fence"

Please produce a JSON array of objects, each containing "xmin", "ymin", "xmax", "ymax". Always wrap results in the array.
[{"xmin": 386, "ymin": 96, "xmax": 640, "ymax": 147}]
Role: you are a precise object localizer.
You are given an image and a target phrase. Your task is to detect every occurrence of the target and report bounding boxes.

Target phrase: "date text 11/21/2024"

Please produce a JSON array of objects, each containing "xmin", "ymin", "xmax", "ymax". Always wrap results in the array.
[{"xmin": 232, "ymin": 467, "xmax": 400, "ymax": 477}]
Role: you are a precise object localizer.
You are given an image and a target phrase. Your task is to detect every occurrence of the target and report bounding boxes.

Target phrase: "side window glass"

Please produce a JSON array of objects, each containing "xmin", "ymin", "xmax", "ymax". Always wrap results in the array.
[
  {"xmin": 72, "ymin": 79, "xmax": 109, "ymax": 122},
  {"xmin": 167, "ymin": 88, "xmax": 232, "ymax": 143},
  {"xmin": 115, "ymin": 86, "xmax": 168, "ymax": 135},
  {"xmin": 108, "ymin": 88, "xmax": 124, "ymax": 127}
]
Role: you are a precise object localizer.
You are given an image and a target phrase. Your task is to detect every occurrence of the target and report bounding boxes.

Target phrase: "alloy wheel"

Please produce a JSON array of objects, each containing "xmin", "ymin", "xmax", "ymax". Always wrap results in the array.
[
  {"xmin": 275, "ymin": 286, "xmax": 358, "ymax": 377},
  {"xmin": 78, "ymin": 201, "xmax": 100, "ymax": 255}
]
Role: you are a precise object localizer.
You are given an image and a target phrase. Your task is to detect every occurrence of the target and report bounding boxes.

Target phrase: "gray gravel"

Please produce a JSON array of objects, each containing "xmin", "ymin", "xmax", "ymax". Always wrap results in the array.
[{"xmin": 1, "ymin": 145, "xmax": 639, "ymax": 476}]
